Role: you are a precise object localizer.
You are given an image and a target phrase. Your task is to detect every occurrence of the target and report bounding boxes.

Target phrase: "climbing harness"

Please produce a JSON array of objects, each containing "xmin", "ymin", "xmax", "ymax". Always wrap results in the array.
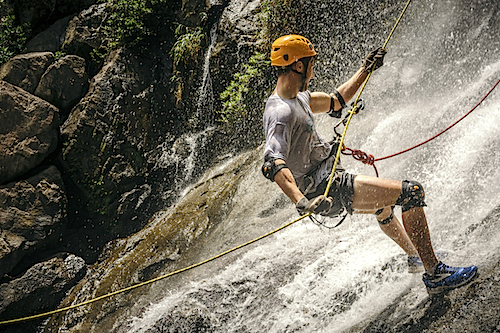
[
  {"xmin": 342, "ymin": 77, "xmax": 500, "ymax": 177},
  {"xmin": 0, "ymin": 0, "xmax": 414, "ymax": 327}
]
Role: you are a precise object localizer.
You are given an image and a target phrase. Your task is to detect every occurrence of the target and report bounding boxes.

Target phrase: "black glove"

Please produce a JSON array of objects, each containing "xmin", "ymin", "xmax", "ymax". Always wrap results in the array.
[
  {"xmin": 363, "ymin": 47, "xmax": 387, "ymax": 72},
  {"xmin": 296, "ymin": 195, "xmax": 333, "ymax": 216}
]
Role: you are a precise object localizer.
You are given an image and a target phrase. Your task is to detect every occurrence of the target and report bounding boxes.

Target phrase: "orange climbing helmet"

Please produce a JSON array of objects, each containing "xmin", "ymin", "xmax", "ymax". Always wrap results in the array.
[{"xmin": 270, "ymin": 34, "xmax": 317, "ymax": 67}]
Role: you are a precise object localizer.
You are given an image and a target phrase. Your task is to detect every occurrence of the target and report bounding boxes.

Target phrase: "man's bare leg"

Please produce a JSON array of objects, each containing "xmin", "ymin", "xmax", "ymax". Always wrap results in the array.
[
  {"xmin": 352, "ymin": 175, "xmax": 438, "ymax": 272},
  {"xmin": 376, "ymin": 206, "xmax": 419, "ymax": 257},
  {"xmin": 402, "ymin": 207, "xmax": 438, "ymax": 272}
]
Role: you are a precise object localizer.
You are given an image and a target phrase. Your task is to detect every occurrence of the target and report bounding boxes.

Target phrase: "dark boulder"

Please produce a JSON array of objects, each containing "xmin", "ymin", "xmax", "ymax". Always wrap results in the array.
[
  {"xmin": 35, "ymin": 54, "xmax": 89, "ymax": 116},
  {"xmin": 0, "ymin": 166, "xmax": 68, "ymax": 279},
  {"xmin": 59, "ymin": 46, "xmax": 177, "ymax": 238},
  {"xmin": 0, "ymin": 253, "xmax": 86, "ymax": 333},
  {"xmin": 0, "ymin": 52, "xmax": 54, "ymax": 94},
  {"xmin": 0, "ymin": 81, "xmax": 60, "ymax": 185},
  {"xmin": 26, "ymin": 16, "xmax": 72, "ymax": 53},
  {"xmin": 10, "ymin": 0, "xmax": 98, "ymax": 27},
  {"xmin": 62, "ymin": 3, "xmax": 107, "ymax": 59}
]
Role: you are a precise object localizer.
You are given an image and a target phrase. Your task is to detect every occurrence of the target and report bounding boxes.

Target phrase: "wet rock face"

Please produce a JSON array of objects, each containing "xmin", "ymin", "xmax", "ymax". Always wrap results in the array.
[
  {"xmin": 145, "ymin": 303, "xmax": 216, "ymax": 333},
  {"xmin": 0, "ymin": 166, "xmax": 68, "ymax": 279},
  {"xmin": 43, "ymin": 149, "xmax": 260, "ymax": 333},
  {"xmin": 59, "ymin": 46, "xmax": 179, "ymax": 237},
  {"xmin": 0, "ymin": 81, "xmax": 60, "ymax": 185}
]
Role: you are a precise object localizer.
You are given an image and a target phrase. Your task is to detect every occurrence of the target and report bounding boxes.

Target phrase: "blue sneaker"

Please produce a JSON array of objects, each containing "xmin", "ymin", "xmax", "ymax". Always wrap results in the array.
[{"xmin": 422, "ymin": 261, "xmax": 478, "ymax": 295}]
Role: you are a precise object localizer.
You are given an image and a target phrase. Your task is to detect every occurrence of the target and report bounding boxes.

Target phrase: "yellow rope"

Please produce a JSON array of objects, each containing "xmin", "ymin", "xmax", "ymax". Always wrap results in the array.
[
  {"xmin": 0, "ymin": 1, "xmax": 413, "ymax": 327},
  {"xmin": 0, "ymin": 213, "xmax": 310, "ymax": 326},
  {"xmin": 324, "ymin": 0, "xmax": 412, "ymax": 196}
]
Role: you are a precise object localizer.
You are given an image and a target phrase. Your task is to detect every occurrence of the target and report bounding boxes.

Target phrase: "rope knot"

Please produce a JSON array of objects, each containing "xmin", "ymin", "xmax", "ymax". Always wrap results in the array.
[
  {"xmin": 353, "ymin": 149, "xmax": 375, "ymax": 165},
  {"xmin": 342, "ymin": 146, "xmax": 374, "ymax": 165},
  {"xmin": 342, "ymin": 145, "xmax": 379, "ymax": 177}
]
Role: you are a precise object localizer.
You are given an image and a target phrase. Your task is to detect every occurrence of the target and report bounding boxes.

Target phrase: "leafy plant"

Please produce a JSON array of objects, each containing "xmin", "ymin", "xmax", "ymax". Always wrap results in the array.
[
  {"xmin": 0, "ymin": 14, "xmax": 30, "ymax": 65},
  {"xmin": 219, "ymin": 52, "xmax": 271, "ymax": 123},
  {"xmin": 169, "ymin": 24, "xmax": 205, "ymax": 104},
  {"xmin": 100, "ymin": 0, "xmax": 153, "ymax": 50},
  {"xmin": 54, "ymin": 50, "xmax": 67, "ymax": 61},
  {"xmin": 170, "ymin": 25, "xmax": 205, "ymax": 67}
]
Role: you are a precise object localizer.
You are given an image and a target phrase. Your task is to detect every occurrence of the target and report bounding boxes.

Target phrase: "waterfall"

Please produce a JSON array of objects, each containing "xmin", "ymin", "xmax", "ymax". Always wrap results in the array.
[
  {"xmin": 196, "ymin": 23, "xmax": 218, "ymax": 119},
  {"xmin": 126, "ymin": 1, "xmax": 500, "ymax": 332}
]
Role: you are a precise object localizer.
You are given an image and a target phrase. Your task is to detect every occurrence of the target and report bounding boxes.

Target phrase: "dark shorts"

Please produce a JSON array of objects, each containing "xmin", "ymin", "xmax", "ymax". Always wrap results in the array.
[{"xmin": 305, "ymin": 171, "xmax": 356, "ymax": 215}]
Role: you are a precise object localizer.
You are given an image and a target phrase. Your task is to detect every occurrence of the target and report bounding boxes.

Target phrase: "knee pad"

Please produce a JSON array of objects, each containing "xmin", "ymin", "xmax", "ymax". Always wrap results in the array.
[
  {"xmin": 374, "ymin": 206, "xmax": 394, "ymax": 225},
  {"xmin": 396, "ymin": 180, "xmax": 427, "ymax": 212}
]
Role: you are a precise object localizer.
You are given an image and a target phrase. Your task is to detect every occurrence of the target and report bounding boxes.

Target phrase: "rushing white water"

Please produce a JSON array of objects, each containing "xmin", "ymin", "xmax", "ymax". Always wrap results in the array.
[
  {"xmin": 196, "ymin": 23, "xmax": 218, "ymax": 117},
  {"xmin": 127, "ymin": 1, "xmax": 500, "ymax": 332}
]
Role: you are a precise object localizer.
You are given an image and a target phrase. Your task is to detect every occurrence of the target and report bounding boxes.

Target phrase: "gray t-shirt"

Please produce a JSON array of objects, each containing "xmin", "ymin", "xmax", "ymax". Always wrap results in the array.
[{"xmin": 263, "ymin": 91, "xmax": 341, "ymax": 193}]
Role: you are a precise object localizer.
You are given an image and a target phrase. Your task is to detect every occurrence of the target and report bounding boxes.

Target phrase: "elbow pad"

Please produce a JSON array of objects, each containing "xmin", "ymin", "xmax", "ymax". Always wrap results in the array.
[
  {"xmin": 327, "ymin": 89, "xmax": 346, "ymax": 118},
  {"xmin": 262, "ymin": 158, "xmax": 289, "ymax": 182}
]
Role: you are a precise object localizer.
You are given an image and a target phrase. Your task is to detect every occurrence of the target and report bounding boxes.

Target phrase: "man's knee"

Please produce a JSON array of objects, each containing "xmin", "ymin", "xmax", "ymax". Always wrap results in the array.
[{"xmin": 396, "ymin": 180, "xmax": 426, "ymax": 212}]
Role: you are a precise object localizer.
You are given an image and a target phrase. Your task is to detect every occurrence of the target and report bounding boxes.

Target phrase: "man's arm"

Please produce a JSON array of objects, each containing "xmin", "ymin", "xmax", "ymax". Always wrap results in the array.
[
  {"xmin": 309, "ymin": 67, "xmax": 368, "ymax": 114},
  {"xmin": 310, "ymin": 47, "xmax": 386, "ymax": 114},
  {"xmin": 272, "ymin": 159, "xmax": 304, "ymax": 204},
  {"xmin": 273, "ymin": 161, "xmax": 333, "ymax": 216}
]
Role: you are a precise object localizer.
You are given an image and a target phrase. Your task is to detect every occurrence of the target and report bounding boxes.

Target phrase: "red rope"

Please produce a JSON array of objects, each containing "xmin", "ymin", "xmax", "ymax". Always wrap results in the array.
[
  {"xmin": 341, "ymin": 145, "xmax": 379, "ymax": 177},
  {"xmin": 342, "ymin": 77, "xmax": 500, "ymax": 176}
]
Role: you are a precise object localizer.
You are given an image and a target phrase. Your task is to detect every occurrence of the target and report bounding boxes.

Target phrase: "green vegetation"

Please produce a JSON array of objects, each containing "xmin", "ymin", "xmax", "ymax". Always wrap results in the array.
[
  {"xmin": 170, "ymin": 25, "xmax": 204, "ymax": 67},
  {"xmin": 0, "ymin": 13, "xmax": 30, "ymax": 65},
  {"xmin": 219, "ymin": 52, "xmax": 270, "ymax": 123},
  {"xmin": 257, "ymin": 0, "xmax": 300, "ymax": 46},
  {"xmin": 54, "ymin": 50, "xmax": 67, "ymax": 61},
  {"xmin": 169, "ymin": 24, "xmax": 206, "ymax": 104},
  {"xmin": 100, "ymin": 0, "xmax": 154, "ymax": 50}
]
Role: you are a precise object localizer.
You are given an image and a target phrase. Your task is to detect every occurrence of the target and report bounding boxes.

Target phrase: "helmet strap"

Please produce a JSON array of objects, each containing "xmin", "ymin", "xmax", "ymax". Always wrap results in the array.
[{"xmin": 291, "ymin": 57, "xmax": 310, "ymax": 92}]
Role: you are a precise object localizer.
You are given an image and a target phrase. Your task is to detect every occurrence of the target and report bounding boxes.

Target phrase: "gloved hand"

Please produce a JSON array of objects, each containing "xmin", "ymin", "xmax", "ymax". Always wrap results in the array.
[
  {"xmin": 296, "ymin": 195, "xmax": 333, "ymax": 216},
  {"xmin": 363, "ymin": 47, "xmax": 387, "ymax": 72}
]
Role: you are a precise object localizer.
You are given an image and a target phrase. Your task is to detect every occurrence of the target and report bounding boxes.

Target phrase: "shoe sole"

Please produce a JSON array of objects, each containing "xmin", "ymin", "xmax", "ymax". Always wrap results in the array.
[{"xmin": 426, "ymin": 270, "xmax": 479, "ymax": 295}]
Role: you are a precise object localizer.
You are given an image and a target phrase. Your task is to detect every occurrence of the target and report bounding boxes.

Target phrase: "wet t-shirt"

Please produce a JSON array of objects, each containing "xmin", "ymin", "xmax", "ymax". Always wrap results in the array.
[{"xmin": 263, "ymin": 90, "xmax": 340, "ymax": 193}]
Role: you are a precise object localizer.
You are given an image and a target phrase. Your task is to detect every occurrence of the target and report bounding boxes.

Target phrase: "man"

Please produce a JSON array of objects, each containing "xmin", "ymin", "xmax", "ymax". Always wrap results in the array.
[{"xmin": 262, "ymin": 34, "xmax": 478, "ymax": 295}]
